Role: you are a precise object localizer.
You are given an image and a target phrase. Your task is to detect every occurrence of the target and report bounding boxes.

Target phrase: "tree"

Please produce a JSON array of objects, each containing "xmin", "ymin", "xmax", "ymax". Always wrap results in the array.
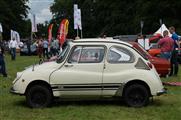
[
  {"xmin": 50, "ymin": 0, "xmax": 181, "ymax": 38},
  {"xmin": 0, "ymin": 0, "xmax": 30, "ymax": 40}
]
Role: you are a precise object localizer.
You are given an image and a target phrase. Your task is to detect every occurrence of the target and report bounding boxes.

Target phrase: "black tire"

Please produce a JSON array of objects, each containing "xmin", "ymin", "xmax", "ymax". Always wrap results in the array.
[
  {"xmin": 124, "ymin": 84, "xmax": 149, "ymax": 107},
  {"xmin": 26, "ymin": 85, "xmax": 52, "ymax": 108}
]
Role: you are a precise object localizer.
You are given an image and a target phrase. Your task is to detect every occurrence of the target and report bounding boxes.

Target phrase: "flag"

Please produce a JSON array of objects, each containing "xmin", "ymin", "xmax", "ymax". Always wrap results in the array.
[
  {"xmin": 31, "ymin": 14, "xmax": 37, "ymax": 32},
  {"xmin": 74, "ymin": 4, "xmax": 78, "ymax": 29},
  {"xmin": 11, "ymin": 30, "xmax": 15, "ymax": 40},
  {"xmin": 0, "ymin": 23, "xmax": 3, "ymax": 32},
  {"xmin": 14, "ymin": 31, "xmax": 20, "ymax": 44},
  {"xmin": 48, "ymin": 23, "xmax": 54, "ymax": 44},
  {"xmin": 65, "ymin": 20, "xmax": 69, "ymax": 35},
  {"xmin": 11, "ymin": 30, "xmax": 20, "ymax": 44},
  {"xmin": 57, "ymin": 19, "xmax": 69, "ymax": 46},
  {"xmin": 77, "ymin": 9, "xmax": 82, "ymax": 30}
]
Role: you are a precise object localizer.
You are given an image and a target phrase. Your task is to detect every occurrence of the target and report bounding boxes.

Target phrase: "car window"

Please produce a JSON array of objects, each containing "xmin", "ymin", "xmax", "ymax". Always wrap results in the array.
[
  {"xmin": 68, "ymin": 46, "xmax": 82, "ymax": 63},
  {"xmin": 107, "ymin": 46, "xmax": 134, "ymax": 63},
  {"xmin": 56, "ymin": 45, "xmax": 70, "ymax": 63},
  {"xmin": 68, "ymin": 46, "xmax": 105, "ymax": 63}
]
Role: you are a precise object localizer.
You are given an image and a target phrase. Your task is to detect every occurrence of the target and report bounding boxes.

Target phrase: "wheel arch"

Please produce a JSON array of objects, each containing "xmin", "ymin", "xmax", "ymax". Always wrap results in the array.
[
  {"xmin": 122, "ymin": 80, "xmax": 151, "ymax": 97},
  {"xmin": 25, "ymin": 80, "xmax": 53, "ymax": 95}
]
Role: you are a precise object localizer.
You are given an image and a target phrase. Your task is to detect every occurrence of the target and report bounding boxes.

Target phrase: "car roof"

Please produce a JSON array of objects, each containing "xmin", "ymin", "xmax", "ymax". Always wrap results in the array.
[{"xmin": 71, "ymin": 38, "xmax": 133, "ymax": 47}]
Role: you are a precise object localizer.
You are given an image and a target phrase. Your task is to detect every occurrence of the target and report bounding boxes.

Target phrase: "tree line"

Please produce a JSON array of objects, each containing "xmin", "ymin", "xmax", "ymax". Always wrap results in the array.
[
  {"xmin": 50, "ymin": 0, "xmax": 181, "ymax": 38},
  {"xmin": 1, "ymin": 0, "xmax": 180, "ymax": 40}
]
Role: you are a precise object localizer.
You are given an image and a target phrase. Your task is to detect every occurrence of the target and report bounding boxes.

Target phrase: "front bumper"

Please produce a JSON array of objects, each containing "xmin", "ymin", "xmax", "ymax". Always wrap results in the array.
[
  {"xmin": 157, "ymin": 88, "xmax": 167, "ymax": 96},
  {"xmin": 10, "ymin": 87, "xmax": 23, "ymax": 95}
]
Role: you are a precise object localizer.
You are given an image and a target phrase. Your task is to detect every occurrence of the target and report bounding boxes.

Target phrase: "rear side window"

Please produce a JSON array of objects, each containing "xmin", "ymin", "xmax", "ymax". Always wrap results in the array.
[
  {"xmin": 68, "ymin": 46, "xmax": 105, "ymax": 63},
  {"xmin": 107, "ymin": 46, "xmax": 134, "ymax": 63}
]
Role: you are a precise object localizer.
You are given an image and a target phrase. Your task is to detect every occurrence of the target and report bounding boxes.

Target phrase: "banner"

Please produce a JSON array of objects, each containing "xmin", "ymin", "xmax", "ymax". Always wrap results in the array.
[
  {"xmin": 74, "ymin": 4, "xmax": 78, "ymax": 29},
  {"xmin": 11, "ymin": 30, "xmax": 14, "ymax": 40},
  {"xmin": 31, "ymin": 14, "xmax": 37, "ymax": 32},
  {"xmin": 10, "ymin": 30, "xmax": 20, "ymax": 44},
  {"xmin": 48, "ymin": 23, "xmax": 54, "ymax": 44},
  {"xmin": 0, "ymin": 23, "xmax": 3, "ymax": 32},
  {"xmin": 57, "ymin": 19, "xmax": 69, "ymax": 46},
  {"xmin": 77, "ymin": 9, "xmax": 82, "ymax": 30}
]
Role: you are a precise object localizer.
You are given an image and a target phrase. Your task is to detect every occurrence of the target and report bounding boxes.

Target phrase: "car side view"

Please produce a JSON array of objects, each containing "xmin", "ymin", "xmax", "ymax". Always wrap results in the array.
[{"xmin": 10, "ymin": 38, "xmax": 166, "ymax": 108}]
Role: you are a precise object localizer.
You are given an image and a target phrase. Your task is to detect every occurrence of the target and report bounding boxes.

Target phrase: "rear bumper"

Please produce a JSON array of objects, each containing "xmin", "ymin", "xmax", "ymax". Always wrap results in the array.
[{"xmin": 156, "ymin": 88, "xmax": 167, "ymax": 96}]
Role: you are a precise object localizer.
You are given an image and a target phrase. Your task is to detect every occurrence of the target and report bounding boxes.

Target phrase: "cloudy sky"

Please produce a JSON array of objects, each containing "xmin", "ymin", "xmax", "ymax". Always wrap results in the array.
[{"xmin": 28, "ymin": 0, "xmax": 54, "ymax": 23}]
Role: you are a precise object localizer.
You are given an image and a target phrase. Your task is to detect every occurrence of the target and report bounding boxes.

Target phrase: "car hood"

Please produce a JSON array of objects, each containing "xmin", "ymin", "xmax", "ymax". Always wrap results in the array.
[{"xmin": 25, "ymin": 61, "xmax": 62, "ymax": 72}]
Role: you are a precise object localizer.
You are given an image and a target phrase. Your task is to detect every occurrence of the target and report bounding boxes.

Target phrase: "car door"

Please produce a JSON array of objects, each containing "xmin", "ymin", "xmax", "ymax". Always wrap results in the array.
[
  {"xmin": 102, "ymin": 45, "xmax": 135, "ymax": 96},
  {"xmin": 50, "ymin": 45, "xmax": 105, "ymax": 97}
]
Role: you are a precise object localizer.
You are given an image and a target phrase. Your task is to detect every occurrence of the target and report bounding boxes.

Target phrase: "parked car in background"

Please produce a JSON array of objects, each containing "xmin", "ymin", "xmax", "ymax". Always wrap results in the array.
[
  {"xmin": 129, "ymin": 42, "xmax": 170, "ymax": 77},
  {"xmin": 20, "ymin": 43, "xmax": 37, "ymax": 56},
  {"xmin": 11, "ymin": 38, "xmax": 165, "ymax": 108},
  {"xmin": 148, "ymin": 45, "xmax": 181, "ymax": 64},
  {"xmin": 148, "ymin": 48, "xmax": 161, "ymax": 57}
]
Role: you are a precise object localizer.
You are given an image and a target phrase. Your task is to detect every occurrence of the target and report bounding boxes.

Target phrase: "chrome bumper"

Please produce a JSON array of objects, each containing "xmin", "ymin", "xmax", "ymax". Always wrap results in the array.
[
  {"xmin": 10, "ymin": 87, "xmax": 23, "ymax": 95},
  {"xmin": 157, "ymin": 88, "xmax": 167, "ymax": 96}
]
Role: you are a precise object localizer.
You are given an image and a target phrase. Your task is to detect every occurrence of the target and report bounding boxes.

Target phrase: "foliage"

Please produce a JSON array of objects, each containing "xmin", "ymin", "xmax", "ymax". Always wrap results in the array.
[
  {"xmin": 50, "ymin": 0, "xmax": 181, "ymax": 38},
  {"xmin": 0, "ymin": 0, "xmax": 30, "ymax": 40}
]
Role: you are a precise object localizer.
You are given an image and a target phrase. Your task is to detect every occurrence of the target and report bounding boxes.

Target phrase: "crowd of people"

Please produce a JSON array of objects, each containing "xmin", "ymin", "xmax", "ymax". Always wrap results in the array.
[
  {"xmin": 35, "ymin": 38, "xmax": 60, "ymax": 60},
  {"xmin": 0, "ymin": 37, "xmax": 61, "ymax": 77}
]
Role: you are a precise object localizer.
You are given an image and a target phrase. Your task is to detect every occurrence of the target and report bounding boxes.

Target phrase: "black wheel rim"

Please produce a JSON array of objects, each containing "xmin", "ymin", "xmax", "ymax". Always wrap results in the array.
[
  {"xmin": 31, "ymin": 91, "xmax": 47, "ymax": 107},
  {"xmin": 127, "ymin": 88, "xmax": 146, "ymax": 106}
]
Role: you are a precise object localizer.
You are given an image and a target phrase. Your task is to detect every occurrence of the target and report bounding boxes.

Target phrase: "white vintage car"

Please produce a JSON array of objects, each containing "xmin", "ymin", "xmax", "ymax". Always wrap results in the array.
[{"xmin": 11, "ymin": 38, "xmax": 166, "ymax": 108}]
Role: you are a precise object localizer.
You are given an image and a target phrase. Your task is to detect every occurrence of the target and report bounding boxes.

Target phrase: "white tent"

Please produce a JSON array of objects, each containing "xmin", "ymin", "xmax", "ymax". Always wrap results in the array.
[{"xmin": 154, "ymin": 24, "xmax": 171, "ymax": 37}]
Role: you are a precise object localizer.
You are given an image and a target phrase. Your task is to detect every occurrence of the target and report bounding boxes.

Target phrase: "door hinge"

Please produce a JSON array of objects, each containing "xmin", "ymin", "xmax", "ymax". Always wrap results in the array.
[{"xmin": 103, "ymin": 64, "xmax": 106, "ymax": 69}]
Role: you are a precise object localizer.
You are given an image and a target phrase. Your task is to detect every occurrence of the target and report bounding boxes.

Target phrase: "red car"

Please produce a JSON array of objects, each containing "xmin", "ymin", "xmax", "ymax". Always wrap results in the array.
[
  {"xmin": 148, "ymin": 48, "xmax": 161, "ymax": 57},
  {"xmin": 149, "ymin": 47, "xmax": 181, "ymax": 64},
  {"xmin": 129, "ymin": 42, "xmax": 170, "ymax": 77}
]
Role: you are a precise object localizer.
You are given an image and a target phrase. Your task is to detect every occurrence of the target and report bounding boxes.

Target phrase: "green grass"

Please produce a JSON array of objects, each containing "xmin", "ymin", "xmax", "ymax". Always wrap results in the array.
[{"xmin": 1, "ymin": 54, "xmax": 181, "ymax": 120}]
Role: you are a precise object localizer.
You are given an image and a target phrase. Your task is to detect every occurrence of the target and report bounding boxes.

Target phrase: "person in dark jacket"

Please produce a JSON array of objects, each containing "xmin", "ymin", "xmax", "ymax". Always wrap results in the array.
[
  {"xmin": 169, "ymin": 26, "xmax": 180, "ymax": 76},
  {"xmin": 0, "ymin": 42, "xmax": 7, "ymax": 77}
]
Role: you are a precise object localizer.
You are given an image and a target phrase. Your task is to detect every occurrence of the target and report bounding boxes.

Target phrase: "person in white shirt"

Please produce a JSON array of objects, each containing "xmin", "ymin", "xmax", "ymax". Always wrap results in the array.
[
  {"xmin": 9, "ymin": 38, "xmax": 17, "ymax": 60},
  {"xmin": 42, "ymin": 39, "xmax": 49, "ymax": 59}
]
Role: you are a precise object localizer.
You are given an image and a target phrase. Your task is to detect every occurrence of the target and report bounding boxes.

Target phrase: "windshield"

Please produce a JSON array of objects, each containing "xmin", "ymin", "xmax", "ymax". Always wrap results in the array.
[{"xmin": 56, "ymin": 44, "xmax": 70, "ymax": 63}]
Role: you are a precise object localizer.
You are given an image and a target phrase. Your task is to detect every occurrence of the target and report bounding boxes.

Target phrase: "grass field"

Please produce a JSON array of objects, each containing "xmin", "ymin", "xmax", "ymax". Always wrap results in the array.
[{"xmin": 0, "ymin": 54, "xmax": 181, "ymax": 120}]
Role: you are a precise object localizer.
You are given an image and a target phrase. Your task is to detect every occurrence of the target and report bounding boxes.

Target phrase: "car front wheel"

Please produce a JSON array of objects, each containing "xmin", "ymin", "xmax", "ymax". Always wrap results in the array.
[
  {"xmin": 124, "ymin": 84, "xmax": 149, "ymax": 107},
  {"xmin": 26, "ymin": 85, "xmax": 52, "ymax": 108}
]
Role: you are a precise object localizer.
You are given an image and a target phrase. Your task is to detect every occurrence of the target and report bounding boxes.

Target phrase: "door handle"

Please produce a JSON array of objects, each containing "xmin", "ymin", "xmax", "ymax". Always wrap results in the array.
[{"xmin": 64, "ymin": 64, "xmax": 73, "ymax": 67}]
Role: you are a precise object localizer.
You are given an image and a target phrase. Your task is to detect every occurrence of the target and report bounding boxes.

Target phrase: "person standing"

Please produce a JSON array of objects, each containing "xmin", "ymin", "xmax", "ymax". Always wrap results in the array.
[
  {"xmin": 169, "ymin": 26, "xmax": 180, "ymax": 76},
  {"xmin": 42, "ymin": 39, "xmax": 49, "ymax": 59},
  {"xmin": 9, "ymin": 38, "xmax": 17, "ymax": 60},
  {"xmin": 158, "ymin": 30, "xmax": 174, "ymax": 60},
  {"xmin": 54, "ymin": 38, "xmax": 60, "ymax": 55},
  {"xmin": 37, "ymin": 39, "xmax": 43, "ymax": 59},
  {"xmin": 50, "ymin": 39, "xmax": 56, "ymax": 56},
  {"xmin": 0, "ymin": 42, "xmax": 7, "ymax": 77}
]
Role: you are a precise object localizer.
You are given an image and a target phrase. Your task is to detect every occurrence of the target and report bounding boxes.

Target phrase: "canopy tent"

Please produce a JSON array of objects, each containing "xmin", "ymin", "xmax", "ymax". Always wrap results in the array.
[
  {"xmin": 149, "ymin": 24, "xmax": 171, "ymax": 43},
  {"xmin": 154, "ymin": 24, "xmax": 171, "ymax": 37}
]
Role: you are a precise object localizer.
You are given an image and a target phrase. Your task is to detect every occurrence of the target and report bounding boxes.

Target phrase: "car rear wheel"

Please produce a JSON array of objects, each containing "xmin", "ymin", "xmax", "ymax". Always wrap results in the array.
[
  {"xmin": 26, "ymin": 85, "xmax": 52, "ymax": 108},
  {"xmin": 124, "ymin": 84, "xmax": 149, "ymax": 107}
]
